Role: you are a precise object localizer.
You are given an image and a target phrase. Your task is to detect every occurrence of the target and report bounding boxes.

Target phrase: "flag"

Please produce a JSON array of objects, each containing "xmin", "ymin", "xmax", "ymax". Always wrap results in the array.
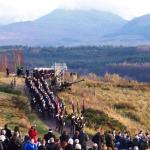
[
  {"xmin": 77, "ymin": 101, "xmax": 80, "ymax": 114},
  {"xmin": 71, "ymin": 100, "xmax": 75, "ymax": 113},
  {"xmin": 82, "ymin": 99, "xmax": 85, "ymax": 114}
]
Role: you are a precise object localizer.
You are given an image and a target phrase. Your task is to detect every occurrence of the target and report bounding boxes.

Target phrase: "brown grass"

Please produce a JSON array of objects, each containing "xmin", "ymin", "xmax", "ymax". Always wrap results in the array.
[
  {"xmin": 0, "ymin": 72, "xmax": 48, "ymax": 137},
  {"xmin": 59, "ymin": 73, "xmax": 150, "ymax": 135}
]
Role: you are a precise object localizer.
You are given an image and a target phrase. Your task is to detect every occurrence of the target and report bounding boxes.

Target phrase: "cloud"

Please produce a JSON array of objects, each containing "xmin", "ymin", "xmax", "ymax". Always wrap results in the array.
[
  {"xmin": 0, "ymin": 0, "xmax": 59, "ymax": 22},
  {"xmin": 0, "ymin": 0, "xmax": 150, "ymax": 24},
  {"xmin": 58, "ymin": 0, "xmax": 150, "ymax": 19}
]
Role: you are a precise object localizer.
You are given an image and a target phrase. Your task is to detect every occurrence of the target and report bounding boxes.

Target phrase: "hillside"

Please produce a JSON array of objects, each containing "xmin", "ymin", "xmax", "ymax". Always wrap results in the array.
[
  {"xmin": 106, "ymin": 14, "xmax": 150, "ymax": 45},
  {"xmin": 0, "ymin": 72, "xmax": 150, "ymax": 136},
  {"xmin": 0, "ymin": 73, "xmax": 48, "ymax": 136},
  {"xmin": 59, "ymin": 73, "xmax": 150, "ymax": 135}
]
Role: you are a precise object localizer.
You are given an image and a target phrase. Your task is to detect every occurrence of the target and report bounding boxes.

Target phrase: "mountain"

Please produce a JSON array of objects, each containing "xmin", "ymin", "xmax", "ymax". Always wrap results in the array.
[
  {"xmin": 0, "ymin": 9, "xmax": 126, "ymax": 46},
  {"xmin": 104, "ymin": 14, "xmax": 150, "ymax": 45}
]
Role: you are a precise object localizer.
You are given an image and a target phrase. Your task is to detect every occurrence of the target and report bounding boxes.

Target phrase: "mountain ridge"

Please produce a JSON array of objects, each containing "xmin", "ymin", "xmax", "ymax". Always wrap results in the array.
[{"xmin": 0, "ymin": 9, "xmax": 150, "ymax": 46}]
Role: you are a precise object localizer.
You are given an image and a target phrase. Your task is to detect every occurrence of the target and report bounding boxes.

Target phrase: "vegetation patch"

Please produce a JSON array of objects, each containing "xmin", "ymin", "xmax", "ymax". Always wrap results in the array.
[
  {"xmin": 84, "ymin": 108, "xmax": 126, "ymax": 131},
  {"xmin": 123, "ymin": 112, "xmax": 141, "ymax": 122},
  {"xmin": 27, "ymin": 114, "xmax": 48, "ymax": 135},
  {"xmin": 114, "ymin": 102, "xmax": 136, "ymax": 110},
  {"xmin": 11, "ymin": 96, "xmax": 31, "ymax": 113},
  {"xmin": 0, "ymin": 85, "xmax": 22, "ymax": 95}
]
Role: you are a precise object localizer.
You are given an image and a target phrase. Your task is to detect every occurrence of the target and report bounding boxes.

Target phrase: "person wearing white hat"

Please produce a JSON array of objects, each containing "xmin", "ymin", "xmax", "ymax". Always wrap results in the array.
[
  {"xmin": 134, "ymin": 146, "xmax": 139, "ymax": 150},
  {"xmin": 65, "ymin": 138, "xmax": 74, "ymax": 150},
  {"xmin": 75, "ymin": 143, "xmax": 82, "ymax": 150},
  {"xmin": 46, "ymin": 137, "xmax": 56, "ymax": 150},
  {"xmin": 93, "ymin": 143, "xmax": 98, "ymax": 150},
  {"xmin": 0, "ymin": 135, "xmax": 6, "ymax": 142},
  {"xmin": 74, "ymin": 139, "xmax": 79, "ymax": 144}
]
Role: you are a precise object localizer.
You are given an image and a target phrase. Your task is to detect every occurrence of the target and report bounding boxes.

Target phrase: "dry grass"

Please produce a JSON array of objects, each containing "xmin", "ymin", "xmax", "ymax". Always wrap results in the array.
[
  {"xmin": 0, "ymin": 72, "xmax": 48, "ymax": 137},
  {"xmin": 59, "ymin": 74, "xmax": 150, "ymax": 135},
  {"xmin": 0, "ymin": 72, "xmax": 149, "ymax": 136}
]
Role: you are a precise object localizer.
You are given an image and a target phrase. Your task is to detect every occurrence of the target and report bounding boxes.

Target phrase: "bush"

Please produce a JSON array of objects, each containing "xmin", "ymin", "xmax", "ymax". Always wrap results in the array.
[
  {"xmin": 124, "ymin": 112, "xmax": 140, "ymax": 122},
  {"xmin": 114, "ymin": 103, "xmax": 136, "ymax": 110},
  {"xmin": 11, "ymin": 96, "xmax": 31, "ymax": 113},
  {"xmin": 84, "ymin": 108, "xmax": 126, "ymax": 131},
  {"xmin": 0, "ymin": 85, "xmax": 22, "ymax": 95}
]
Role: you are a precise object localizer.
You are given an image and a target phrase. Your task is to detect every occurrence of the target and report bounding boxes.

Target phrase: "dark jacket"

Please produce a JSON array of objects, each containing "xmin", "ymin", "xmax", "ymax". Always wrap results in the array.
[
  {"xmin": 38, "ymin": 145, "xmax": 46, "ymax": 150},
  {"xmin": 8, "ymin": 136, "xmax": 22, "ymax": 150},
  {"xmin": 60, "ymin": 134, "xmax": 69, "ymax": 143},
  {"xmin": 5, "ymin": 128, "xmax": 12, "ymax": 139},
  {"xmin": 44, "ymin": 132, "xmax": 55, "ymax": 143},
  {"xmin": 46, "ymin": 143, "xmax": 56, "ymax": 150},
  {"xmin": 65, "ymin": 144, "xmax": 74, "ymax": 150},
  {"xmin": 78, "ymin": 131, "xmax": 88, "ymax": 147}
]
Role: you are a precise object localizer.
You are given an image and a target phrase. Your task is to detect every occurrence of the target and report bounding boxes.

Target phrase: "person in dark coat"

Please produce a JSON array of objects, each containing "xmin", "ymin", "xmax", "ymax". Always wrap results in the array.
[
  {"xmin": 46, "ymin": 137, "xmax": 56, "ymax": 150},
  {"xmin": 105, "ymin": 131, "xmax": 114, "ymax": 149},
  {"xmin": 60, "ymin": 131, "xmax": 70, "ymax": 143},
  {"xmin": 65, "ymin": 138, "xmax": 74, "ymax": 150},
  {"xmin": 14, "ymin": 126, "xmax": 22, "ymax": 138},
  {"xmin": 73, "ymin": 130, "xmax": 80, "ymax": 141},
  {"xmin": 4, "ymin": 125, "xmax": 12, "ymax": 139},
  {"xmin": 78, "ymin": 129, "xmax": 89, "ymax": 150},
  {"xmin": 6, "ymin": 68, "xmax": 9, "ymax": 77},
  {"xmin": 38, "ymin": 139, "xmax": 46, "ymax": 150},
  {"xmin": 92, "ymin": 132, "xmax": 104, "ymax": 150},
  {"xmin": 8, "ymin": 132, "xmax": 22, "ymax": 150},
  {"xmin": 43, "ymin": 129, "xmax": 55, "ymax": 144}
]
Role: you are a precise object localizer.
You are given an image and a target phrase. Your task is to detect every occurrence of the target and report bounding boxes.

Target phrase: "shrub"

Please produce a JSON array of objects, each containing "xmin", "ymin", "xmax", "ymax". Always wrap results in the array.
[
  {"xmin": 0, "ymin": 85, "xmax": 22, "ymax": 95},
  {"xmin": 114, "ymin": 103, "xmax": 136, "ymax": 110},
  {"xmin": 11, "ymin": 96, "xmax": 31, "ymax": 113},
  {"xmin": 84, "ymin": 108, "xmax": 126, "ymax": 131},
  {"xmin": 124, "ymin": 112, "xmax": 140, "ymax": 122}
]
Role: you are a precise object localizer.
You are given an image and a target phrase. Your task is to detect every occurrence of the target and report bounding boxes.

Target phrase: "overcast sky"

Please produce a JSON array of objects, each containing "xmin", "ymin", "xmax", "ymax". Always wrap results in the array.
[{"xmin": 1, "ymin": 0, "xmax": 150, "ymax": 24}]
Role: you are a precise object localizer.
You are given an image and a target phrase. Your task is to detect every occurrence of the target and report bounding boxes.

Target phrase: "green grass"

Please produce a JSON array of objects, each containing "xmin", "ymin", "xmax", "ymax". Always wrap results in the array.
[
  {"xmin": 28, "ymin": 114, "xmax": 48, "ymax": 135},
  {"xmin": 0, "ymin": 80, "xmax": 48, "ymax": 137},
  {"xmin": 0, "ymin": 85, "xmax": 22, "ymax": 95},
  {"xmin": 84, "ymin": 108, "xmax": 126, "ymax": 131}
]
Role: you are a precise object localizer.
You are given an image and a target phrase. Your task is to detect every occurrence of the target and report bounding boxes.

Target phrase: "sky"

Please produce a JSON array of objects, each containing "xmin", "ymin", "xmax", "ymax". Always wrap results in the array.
[{"xmin": 0, "ymin": 0, "xmax": 150, "ymax": 24}]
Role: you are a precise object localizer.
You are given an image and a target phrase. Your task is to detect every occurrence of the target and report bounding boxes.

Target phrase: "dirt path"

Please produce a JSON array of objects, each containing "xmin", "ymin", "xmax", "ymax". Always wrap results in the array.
[
  {"xmin": 19, "ymin": 77, "xmax": 93, "ymax": 147},
  {"xmin": 41, "ymin": 117, "xmax": 93, "ymax": 147}
]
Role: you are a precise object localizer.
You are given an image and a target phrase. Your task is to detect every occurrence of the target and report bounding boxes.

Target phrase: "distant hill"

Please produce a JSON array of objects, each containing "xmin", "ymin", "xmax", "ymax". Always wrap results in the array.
[
  {"xmin": 0, "ymin": 10, "xmax": 150, "ymax": 46},
  {"xmin": 0, "ymin": 9, "xmax": 126, "ymax": 46},
  {"xmin": 105, "ymin": 14, "xmax": 150, "ymax": 45}
]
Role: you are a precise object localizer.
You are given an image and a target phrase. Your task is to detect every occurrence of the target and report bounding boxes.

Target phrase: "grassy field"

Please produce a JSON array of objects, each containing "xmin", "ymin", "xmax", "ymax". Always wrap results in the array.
[
  {"xmin": 59, "ymin": 73, "xmax": 150, "ymax": 135},
  {"xmin": 0, "ymin": 73, "xmax": 48, "ymax": 137},
  {"xmin": 0, "ymin": 72, "xmax": 150, "ymax": 137}
]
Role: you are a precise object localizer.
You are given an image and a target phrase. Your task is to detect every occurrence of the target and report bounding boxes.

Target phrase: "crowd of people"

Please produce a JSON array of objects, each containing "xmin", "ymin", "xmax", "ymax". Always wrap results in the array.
[
  {"xmin": 25, "ymin": 69, "xmax": 85, "ymax": 134},
  {"xmin": 25, "ymin": 69, "xmax": 59, "ymax": 118},
  {"xmin": 0, "ymin": 124, "xmax": 150, "ymax": 150}
]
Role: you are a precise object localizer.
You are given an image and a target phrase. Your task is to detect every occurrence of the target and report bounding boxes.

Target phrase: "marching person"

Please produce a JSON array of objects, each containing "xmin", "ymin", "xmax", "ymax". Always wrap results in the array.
[
  {"xmin": 59, "ymin": 113, "xmax": 64, "ymax": 134},
  {"xmin": 71, "ymin": 113, "xmax": 76, "ymax": 134},
  {"xmin": 6, "ymin": 68, "xmax": 9, "ymax": 77}
]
